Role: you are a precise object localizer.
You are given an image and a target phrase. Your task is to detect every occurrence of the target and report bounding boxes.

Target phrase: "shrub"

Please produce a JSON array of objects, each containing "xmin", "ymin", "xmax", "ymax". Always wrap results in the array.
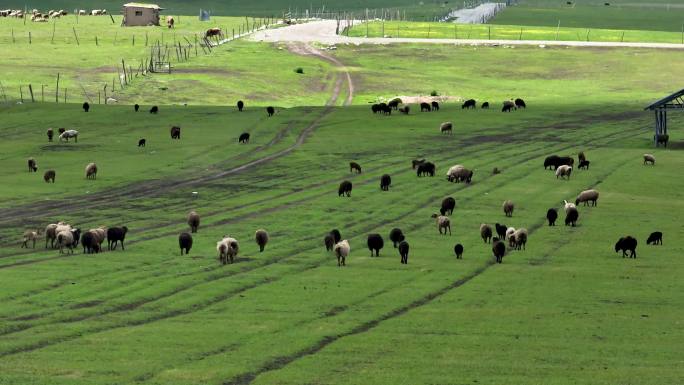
[{"xmin": 430, "ymin": 90, "xmax": 439, "ymax": 96}]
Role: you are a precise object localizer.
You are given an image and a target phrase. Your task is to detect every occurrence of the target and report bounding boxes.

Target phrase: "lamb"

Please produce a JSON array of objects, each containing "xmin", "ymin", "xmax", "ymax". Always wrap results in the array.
[
  {"xmin": 431, "ymin": 101, "xmax": 440, "ymax": 111},
  {"xmin": 505, "ymin": 227, "xmax": 516, "ymax": 240},
  {"xmin": 85, "ymin": 162, "xmax": 97, "ymax": 179},
  {"xmin": 510, "ymin": 228, "xmax": 528, "ymax": 250},
  {"xmin": 555, "ymin": 165, "xmax": 572, "ymax": 180},
  {"xmin": 255, "ymin": 229, "xmax": 269, "ymax": 252},
  {"xmin": 239, "ymin": 133, "xmax": 250, "ymax": 144},
  {"xmin": 420, "ymin": 102, "xmax": 431, "ymax": 112},
  {"xmin": 646, "ymin": 231, "xmax": 662, "ymax": 245},
  {"xmin": 643, "ymin": 154, "xmax": 655, "ymax": 165},
  {"xmin": 578, "ymin": 160, "xmax": 590, "ymax": 170},
  {"xmin": 380, "ymin": 174, "xmax": 392, "ymax": 191},
  {"xmin": 398, "ymin": 241, "xmax": 409, "ymax": 264},
  {"xmin": 266, "ymin": 106, "xmax": 275, "ymax": 116},
  {"xmin": 82, "ymin": 102, "xmax": 90, "ymax": 112},
  {"xmin": 412, "ymin": 159, "xmax": 425, "ymax": 169},
  {"xmin": 150, "ymin": 106, "xmax": 159, "ymax": 114},
  {"xmin": 179, "ymin": 232, "xmax": 193, "ymax": 255},
  {"xmin": 564, "ymin": 206, "xmax": 579, "ymax": 227},
  {"xmin": 107, "ymin": 226, "xmax": 128, "ymax": 250},
  {"xmin": 502, "ymin": 200, "xmax": 514, "ymax": 217},
  {"xmin": 389, "ymin": 228, "xmax": 405, "ymax": 248},
  {"xmin": 324, "ymin": 234, "xmax": 334, "ymax": 251},
  {"xmin": 27, "ymin": 158, "xmax": 37, "ymax": 172},
  {"xmin": 333, "ymin": 240, "xmax": 350, "ymax": 266},
  {"xmin": 21, "ymin": 230, "xmax": 40, "ymax": 248},
  {"xmin": 330, "ymin": 229, "xmax": 342, "ymax": 244},
  {"xmin": 615, "ymin": 236, "xmax": 637, "ymax": 258},
  {"xmin": 654, "ymin": 134, "xmax": 669, "ymax": 147},
  {"xmin": 237, "ymin": 100, "xmax": 244, "ymax": 111},
  {"xmin": 47, "ymin": 128, "xmax": 53, "ymax": 142},
  {"xmin": 495, "ymin": 223, "xmax": 507, "ymax": 239},
  {"xmin": 349, "ymin": 162, "xmax": 362, "ymax": 173},
  {"xmin": 546, "ymin": 208, "xmax": 558, "ymax": 226},
  {"xmin": 431, "ymin": 214, "xmax": 451, "ymax": 235},
  {"xmin": 59, "ymin": 129, "xmax": 78, "ymax": 142},
  {"xmin": 480, "ymin": 223, "xmax": 493, "ymax": 243},
  {"xmin": 187, "ymin": 211, "xmax": 200, "ymax": 233},
  {"xmin": 514, "ymin": 98, "xmax": 526, "ymax": 108},
  {"xmin": 217, "ymin": 237, "xmax": 239, "ymax": 264},
  {"xmin": 492, "ymin": 238, "xmax": 506, "ymax": 263},
  {"xmin": 417, "ymin": 162, "xmax": 436, "ymax": 177},
  {"xmin": 338, "ymin": 181, "xmax": 352, "ymax": 197},
  {"xmin": 138, "ymin": 139, "xmax": 146, "ymax": 147},
  {"xmin": 454, "ymin": 243, "xmax": 464, "ymax": 259},
  {"xmin": 170, "ymin": 126, "xmax": 181, "ymax": 139},
  {"xmin": 440, "ymin": 122, "xmax": 453, "ymax": 134},
  {"xmin": 367, "ymin": 234, "xmax": 384, "ymax": 257},
  {"xmin": 502, "ymin": 100, "xmax": 516, "ymax": 112},
  {"xmin": 575, "ymin": 189, "xmax": 599, "ymax": 206},
  {"xmin": 440, "ymin": 197, "xmax": 455, "ymax": 216},
  {"xmin": 462, "ymin": 99, "xmax": 476, "ymax": 109},
  {"xmin": 81, "ymin": 231, "xmax": 100, "ymax": 254}
]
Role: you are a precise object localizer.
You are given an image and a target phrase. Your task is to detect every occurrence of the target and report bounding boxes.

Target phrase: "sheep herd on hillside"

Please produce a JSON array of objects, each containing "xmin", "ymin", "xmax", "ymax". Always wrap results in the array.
[
  {"xmin": 0, "ymin": 8, "xmax": 107, "ymax": 22},
  {"xmin": 18, "ymin": 99, "xmax": 664, "ymax": 266}
]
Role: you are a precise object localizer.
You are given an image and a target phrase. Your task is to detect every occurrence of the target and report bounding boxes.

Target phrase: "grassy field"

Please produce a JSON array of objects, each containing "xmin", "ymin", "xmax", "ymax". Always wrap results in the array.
[
  {"xmin": 348, "ymin": 20, "xmax": 684, "ymax": 42},
  {"xmin": 0, "ymin": 41, "xmax": 683, "ymax": 384}
]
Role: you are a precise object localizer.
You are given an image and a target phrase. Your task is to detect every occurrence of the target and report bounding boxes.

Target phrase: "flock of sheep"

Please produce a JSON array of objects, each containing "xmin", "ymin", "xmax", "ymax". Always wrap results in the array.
[{"xmin": 0, "ymin": 8, "xmax": 107, "ymax": 22}]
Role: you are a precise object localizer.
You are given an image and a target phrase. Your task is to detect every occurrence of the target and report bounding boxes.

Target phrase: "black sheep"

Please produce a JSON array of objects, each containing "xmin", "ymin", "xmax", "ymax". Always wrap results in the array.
[
  {"xmin": 107, "ymin": 226, "xmax": 128, "ymax": 251},
  {"xmin": 440, "ymin": 197, "xmax": 455, "ymax": 216},
  {"xmin": 388, "ymin": 98, "xmax": 401, "ymax": 110},
  {"xmin": 81, "ymin": 231, "xmax": 100, "ymax": 254},
  {"xmin": 557, "ymin": 156, "xmax": 574, "ymax": 168},
  {"xmin": 350, "ymin": 162, "xmax": 362, "ymax": 173},
  {"xmin": 492, "ymin": 238, "xmax": 506, "ymax": 263},
  {"xmin": 338, "ymin": 181, "xmax": 352, "ymax": 197},
  {"xmin": 239, "ymin": 133, "xmax": 250, "ymax": 144},
  {"xmin": 47, "ymin": 128, "xmax": 54, "ymax": 142},
  {"xmin": 578, "ymin": 160, "xmax": 590, "ymax": 170},
  {"xmin": 381, "ymin": 104, "xmax": 392, "ymax": 115},
  {"xmin": 324, "ymin": 234, "xmax": 334, "ymax": 251},
  {"xmin": 330, "ymin": 229, "xmax": 341, "ymax": 244},
  {"xmin": 138, "ymin": 139, "xmax": 146, "ymax": 147},
  {"xmin": 544, "ymin": 155, "xmax": 560, "ymax": 170},
  {"xmin": 515, "ymin": 98, "xmax": 526, "ymax": 108},
  {"xmin": 495, "ymin": 223, "xmax": 507, "ymax": 239},
  {"xmin": 615, "ymin": 236, "xmax": 637, "ymax": 258},
  {"xmin": 399, "ymin": 241, "xmax": 409, "ymax": 264},
  {"xmin": 417, "ymin": 162, "xmax": 435, "ymax": 177},
  {"xmin": 431, "ymin": 101, "xmax": 440, "ymax": 111},
  {"xmin": 454, "ymin": 243, "xmax": 464, "ymax": 259},
  {"xmin": 237, "ymin": 100, "xmax": 244, "ymax": 111},
  {"xmin": 547, "ymin": 208, "xmax": 558, "ymax": 226},
  {"xmin": 389, "ymin": 228, "xmax": 405, "ymax": 248},
  {"xmin": 371, "ymin": 104, "xmax": 380, "ymax": 114},
  {"xmin": 420, "ymin": 102, "xmax": 431, "ymax": 112},
  {"xmin": 462, "ymin": 99, "xmax": 476, "ymax": 109},
  {"xmin": 170, "ymin": 126, "xmax": 181, "ymax": 139},
  {"xmin": 646, "ymin": 231, "xmax": 662, "ymax": 245},
  {"xmin": 565, "ymin": 207, "xmax": 579, "ymax": 227},
  {"xmin": 367, "ymin": 234, "xmax": 384, "ymax": 257},
  {"xmin": 179, "ymin": 232, "xmax": 193, "ymax": 255},
  {"xmin": 150, "ymin": 106, "xmax": 159, "ymax": 114},
  {"xmin": 266, "ymin": 106, "xmax": 275, "ymax": 116},
  {"xmin": 82, "ymin": 102, "xmax": 90, "ymax": 112},
  {"xmin": 481, "ymin": 102, "xmax": 489, "ymax": 109},
  {"xmin": 380, "ymin": 174, "xmax": 392, "ymax": 191},
  {"xmin": 134, "ymin": 103, "xmax": 140, "ymax": 112},
  {"xmin": 412, "ymin": 159, "xmax": 425, "ymax": 169}
]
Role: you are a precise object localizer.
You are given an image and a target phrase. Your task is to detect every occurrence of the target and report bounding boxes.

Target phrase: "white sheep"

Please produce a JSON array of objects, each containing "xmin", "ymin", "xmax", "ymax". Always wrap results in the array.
[
  {"xmin": 555, "ymin": 165, "xmax": 572, "ymax": 180},
  {"xmin": 21, "ymin": 230, "xmax": 40, "ymax": 248},
  {"xmin": 59, "ymin": 129, "xmax": 78, "ymax": 142},
  {"xmin": 217, "ymin": 237, "xmax": 239, "ymax": 264},
  {"xmin": 510, "ymin": 228, "xmax": 528, "ymax": 250},
  {"xmin": 333, "ymin": 239, "xmax": 350, "ymax": 266},
  {"xmin": 563, "ymin": 200, "xmax": 576, "ymax": 214},
  {"xmin": 502, "ymin": 200, "xmax": 514, "ymax": 217},
  {"xmin": 431, "ymin": 214, "xmax": 451, "ymax": 235},
  {"xmin": 85, "ymin": 162, "xmax": 97, "ymax": 179},
  {"xmin": 575, "ymin": 189, "xmax": 599, "ymax": 206},
  {"xmin": 643, "ymin": 154, "xmax": 655, "ymax": 165},
  {"xmin": 505, "ymin": 226, "xmax": 516, "ymax": 240},
  {"xmin": 56, "ymin": 230, "xmax": 75, "ymax": 254}
]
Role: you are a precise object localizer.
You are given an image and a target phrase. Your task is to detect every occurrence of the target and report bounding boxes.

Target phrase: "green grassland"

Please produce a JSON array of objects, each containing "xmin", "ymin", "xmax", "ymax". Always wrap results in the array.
[
  {"xmin": 0, "ymin": 41, "xmax": 683, "ymax": 384},
  {"xmin": 348, "ymin": 20, "xmax": 684, "ymax": 42}
]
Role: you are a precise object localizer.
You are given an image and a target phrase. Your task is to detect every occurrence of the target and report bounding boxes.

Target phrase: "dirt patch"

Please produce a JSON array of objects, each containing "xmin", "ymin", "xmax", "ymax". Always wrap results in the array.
[
  {"xmin": 40, "ymin": 144, "xmax": 100, "ymax": 151},
  {"xmin": 171, "ymin": 67, "xmax": 241, "ymax": 76}
]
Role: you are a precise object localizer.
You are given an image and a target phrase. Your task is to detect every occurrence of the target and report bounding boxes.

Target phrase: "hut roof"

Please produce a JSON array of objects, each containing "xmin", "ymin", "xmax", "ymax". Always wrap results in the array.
[
  {"xmin": 123, "ymin": 3, "xmax": 163, "ymax": 10},
  {"xmin": 645, "ymin": 89, "xmax": 684, "ymax": 110}
]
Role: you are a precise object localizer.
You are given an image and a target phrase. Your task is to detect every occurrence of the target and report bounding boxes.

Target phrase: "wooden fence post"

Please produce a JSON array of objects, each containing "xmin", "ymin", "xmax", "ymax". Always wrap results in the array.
[
  {"xmin": 28, "ymin": 84, "xmax": 34, "ymax": 102},
  {"xmin": 55, "ymin": 73, "xmax": 60, "ymax": 103},
  {"xmin": 19, "ymin": 86, "xmax": 23, "ymax": 103},
  {"xmin": 72, "ymin": 27, "xmax": 79, "ymax": 45}
]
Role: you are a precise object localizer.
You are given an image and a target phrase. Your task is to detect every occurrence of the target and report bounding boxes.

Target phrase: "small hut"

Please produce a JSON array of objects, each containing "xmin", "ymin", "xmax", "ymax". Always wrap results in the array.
[
  {"xmin": 122, "ymin": 3, "xmax": 162, "ymax": 26},
  {"xmin": 645, "ymin": 89, "xmax": 683, "ymax": 147}
]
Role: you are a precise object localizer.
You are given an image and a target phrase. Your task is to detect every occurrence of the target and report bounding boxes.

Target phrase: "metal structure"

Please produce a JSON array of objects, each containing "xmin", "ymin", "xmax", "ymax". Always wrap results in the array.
[
  {"xmin": 645, "ymin": 89, "xmax": 683, "ymax": 146},
  {"xmin": 122, "ymin": 3, "xmax": 162, "ymax": 26}
]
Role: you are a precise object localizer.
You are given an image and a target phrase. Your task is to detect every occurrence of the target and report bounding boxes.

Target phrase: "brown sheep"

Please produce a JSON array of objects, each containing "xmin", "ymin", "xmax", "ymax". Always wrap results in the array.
[
  {"xmin": 480, "ymin": 223, "xmax": 492, "ymax": 243},
  {"xmin": 27, "ymin": 158, "xmax": 37, "ymax": 172},
  {"xmin": 431, "ymin": 214, "xmax": 451, "ymax": 235},
  {"xmin": 502, "ymin": 200, "xmax": 514, "ymax": 217},
  {"xmin": 21, "ymin": 230, "xmax": 40, "ymax": 248},
  {"xmin": 255, "ymin": 229, "xmax": 269, "ymax": 252},
  {"xmin": 187, "ymin": 211, "xmax": 200, "ymax": 233},
  {"xmin": 44, "ymin": 170, "xmax": 56, "ymax": 183},
  {"xmin": 85, "ymin": 162, "xmax": 97, "ymax": 179}
]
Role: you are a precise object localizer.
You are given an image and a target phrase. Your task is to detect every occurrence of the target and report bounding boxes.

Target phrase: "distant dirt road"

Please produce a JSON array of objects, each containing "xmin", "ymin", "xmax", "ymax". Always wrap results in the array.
[{"xmin": 251, "ymin": 20, "xmax": 684, "ymax": 50}]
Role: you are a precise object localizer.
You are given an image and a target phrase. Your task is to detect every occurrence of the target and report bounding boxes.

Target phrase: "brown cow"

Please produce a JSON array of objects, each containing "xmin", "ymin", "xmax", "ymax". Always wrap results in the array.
[{"xmin": 166, "ymin": 16, "xmax": 174, "ymax": 28}]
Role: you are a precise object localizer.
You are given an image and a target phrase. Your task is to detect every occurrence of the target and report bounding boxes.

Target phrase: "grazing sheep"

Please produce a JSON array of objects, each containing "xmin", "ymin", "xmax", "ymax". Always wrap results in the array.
[
  {"xmin": 492, "ymin": 238, "xmax": 506, "ymax": 263},
  {"xmin": 557, "ymin": 156, "xmax": 574, "ymax": 168},
  {"xmin": 47, "ymin": 128, "xmax": 54, "ymax": 142},
  {"xmin": 555, "ymin": 165, "xmax": 572, "ymax": 180},
  {"xmin": 150, "ymin": 106, "xmax": 158, "ymax": 114},
  {"xmin": 481, "ymin": 102, "xmax": 490, "ymax": 109},
  {"xmin": 367, "ymin": 233, "xmax": 384, "ymax": 257},
  {"xmin": 388, "ymin": 98, "xmax": 402, "ymax": 110},
  {"xmin": 43, "ymin": 170, "xmax": 55, "ymax": 183},
  {"xmin": 565, "ymin": 206, "xmax": 579, "ymax": 227},
  {"xmin": 502, "ymin": 200, "xmax": 514, "ymax": 217},
  {"xmin": 615, "ymin": 236, "xmax": 637, "ymax": 258},
  {"xmin": 82, "ymin": 102, "xmax": 90, "ymax": 112},
  {"xmin": 266, "ymin": 106, "xmax": 275, "ymax": 116},
  {"xmin": 502, "ymin": 100, "xmax": 516, "ymax": 112},
  {"xmin": 646, "ymin": 231, "xmax": 662, "ymax": 245},
  {"xmin": 81, "ymin": 231, "xmax": 100, "ymax": 254},
  {"xmin": 492, "ymin": 167, "xmax": 501, "ymax": 175},
  {"xmin": 643, "ymin": 154, "xmax": 655, "ymax": 165},
  {"xmin": 21, "ymin": 230, "xmax": 40, "ymax": 248},
  {"xmin": 514, "ymin": 98, "xmax": 526, "ymax": 109},
  {"xmin": 107, "ymin": 226, "xmax": 128, "ymax": 250},
  {"xmin": 440, "ymin": 122, "xmax": 453, "ymax": 134},
  {"xmin": 237, "ymin": 100, "xmax": 244, "ymax": 111},
  {"xmin": 85, "ymin": 162, "xmax": 97, "ymax": 179},
  {"xmin": 57, "ymin": 229, "xmax": 77, "ymax": 254},
  {"xmin": 349, "ymin": 162, "xmax": 362, "ymax": 173},
  {"xmin": 544, "ymin": 155, "xmax": 560, "ymax": 170},
  {"xmin": 440, "ymin": 197, "xmax": 456, "ymax": 216},
  {"xmin": 170, "ymin": 126, "xmax": 181, "ymax": 139},
  {"xmin": 134, "ymin": 103, "xmax": 140, "ymax": 112},
  {"xmin": 59, "ymin": 129, "xmax": 78, "ymax": 142},
  {"xmin": 324, "ymin": 234, "xmax": 334, "ymax": 251},
  {"xmin": 380, "ymin": 174, "xmax": 392, "ymax": 191},
  {"xmin": 179, "ymin": 232, "xmax": 193, "ymax": 255},
  {"xmin": 330, "ymin": 229, "xmax": 341, "ymax": 244},
  {"xmin": 505, "ymin": 227, "xmax": 516, "ymax": 241},
  {"xmin": 399, "ymin": 106, "xmax": 410, "ymax": 114},
  {"xmin": 454, "ymin": 243, "xmax": 464, "ymax": 259},
  {"xmin": 578, "ymin": 160, "xmax": 590, "ymax": 170},
  {"xmin": 255, "ymin": 229, "xmax": 269, "ymax": 252},
  {"xmin": 398, "ymin": 241, "xmax": 409, "ymax": 264},
  {"xmin": 88, "ymin": 227, "xmax": 107, "ymax": 249},
  {"xmin": 412, "ymin": 159, "xmax": 425, "ymax": 169},
  {"xmin": 136, "ymin": 138, "xmax": 146, "ymax": 147},
  {"xmin": 420, "ymin": 102, "xmax": 431, "ymax": 112},
  {"xmin": 45, "ymin": 223, "xmax": 62, "ymax": 248},
  {"xmin": 563, "ymin": 200, "xmax": 576, "ymax": 214},
  {"xmin": 239, "ymin": 133, "xmax": 250, "ymax": 144},
  {"xmin": 547, "ymin": 208, "xmax": 558, "ymax": 226},
  {"xmin": 27, "ymin": 158, "xmax": 37, "ymax": 172},
  {"xmin": 495, "ymin": 223, "xmax": 507, "ymax": 239},
  {"xmin": 446, "ymin": 165, "xmax": 473, "ymax": 183},
  {"xmin": 334, "ymin": 240, "xmax": 350, "ymax": 266},
  {"xmin": 338, "ymin": 181, "xmax": 352, "ymax": 197},
  {"xmin": 655, "ymin": 134, "xmax": 669, "ymax": 147},
  {"xmin": 166, "ymin": 15, "xmax": 174, "ymax": 28},
  {"xmin": 217, "ymin": 237, "xmax": 239, "ymax": 264},
  {"xmin": 187, "ymin": 211, "xmax": 200, "ymax": 233},
  {"xmin": 431, "ymin": 101, "xmax": 440, "ymax": 111},
  {"xmin": 371, "ymin": 104, "xmax": 381, "ymax": 114},
  {"xmin": 576, "ymin": 189, "xmax": 599, "ymax": 206},
  {"xmin": 431, "ymin": 214, "xmax": 451, "ymax": 235},
  {"xmin": 389, "ymin": 228, "xmax": 405, "ymax": 248},
  {"xmin": 510, "ymin": 228, "xmax": 528, "ymax": 250},
  {"xmin": 417, "ymin": 162, "xmax": 436, "ymax": 177},
  {"xmin": 380, "ymin": 103, "xmax": 392, "ymax": 115},
  {"xmin": 462, "ymin": 99, "xmax": 476, "ymax": 109},
  {"xmin": 480, "ymin": 224, "xmax": 493, "ymax": 243}
]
